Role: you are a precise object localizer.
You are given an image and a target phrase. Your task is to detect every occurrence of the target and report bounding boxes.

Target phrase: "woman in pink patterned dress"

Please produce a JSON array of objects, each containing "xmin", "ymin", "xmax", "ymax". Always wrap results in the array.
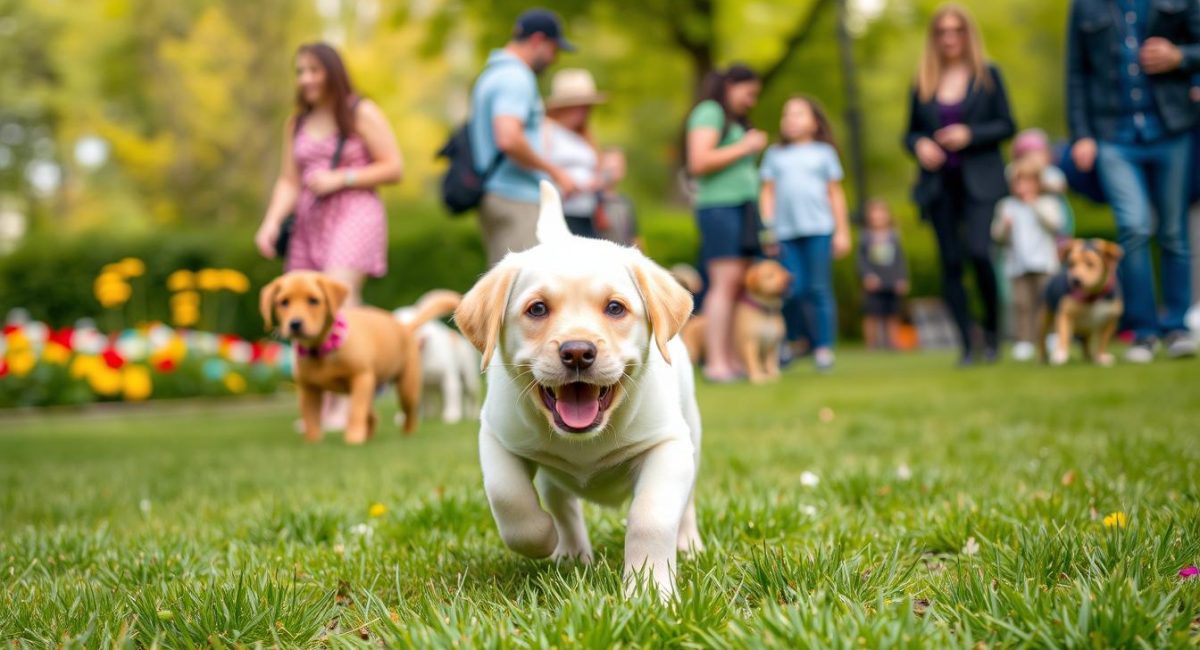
[
  {"xmin": 256, "ymin": 43, "xmax": 402, "ymax": 431},
  {"xmin": 256, "ymin": 42, "xmax": 402, "ymax": 306}
]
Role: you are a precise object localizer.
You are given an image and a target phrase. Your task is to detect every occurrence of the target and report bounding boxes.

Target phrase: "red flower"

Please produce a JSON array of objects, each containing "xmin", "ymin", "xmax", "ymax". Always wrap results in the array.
[
  {"xmin": 250, "ymin": 342, "xmax": 265, "ymax": 362},
  {"xmin": 48, "ymin": 327, "xmax": 74, "ymax": 350},
  {"xmin": 102, "ymin": 347, "xmax": 125, "ymax": 369},
  {"xmin": 2, "ymin": 324, "xmax": 18, "ymax": 335},
  {"xmin": 154, "ymin": 357, "xmax": 178, "ymax": 373},
  {"xmin": 0, "ymin": 358, "xmax": 8, "ymax": 378},
  {"xmin": 1181, "ymin": 566, "xmax": 1199, "ymax": 580}
]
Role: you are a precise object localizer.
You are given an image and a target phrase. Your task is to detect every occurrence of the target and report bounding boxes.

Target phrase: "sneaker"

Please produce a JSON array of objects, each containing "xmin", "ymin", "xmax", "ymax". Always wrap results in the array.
[
  {"xmin": 1011, "ymin": 341, "xmax": 1036, "ymax": 362},
  {"xmin": 1164, "ymin": 331, "xmax": 1198, "ymax": 359},
  {"xmin": 1124, "ymin": 338, "xmax": 1157, "ymax": 364},
  {"xmin": 813, "ymin": 348, "xmax": 835, "ymax": 372}
]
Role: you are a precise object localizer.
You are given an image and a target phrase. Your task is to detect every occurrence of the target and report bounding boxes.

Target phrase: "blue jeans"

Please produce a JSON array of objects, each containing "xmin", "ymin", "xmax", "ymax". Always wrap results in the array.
[
  {"xmin": 1096, "ymin": 134, "xmax": 1193, "ymax": 339},
  {"xmin": 778, "ymin": 235, "xmax": 835, "ymax": 349}
]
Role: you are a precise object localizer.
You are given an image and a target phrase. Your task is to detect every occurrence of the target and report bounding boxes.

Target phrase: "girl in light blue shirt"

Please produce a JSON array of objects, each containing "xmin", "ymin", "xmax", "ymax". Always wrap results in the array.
[{"xmin": 760, "ymin": 96, "xmax": 851, "ymax": 371}]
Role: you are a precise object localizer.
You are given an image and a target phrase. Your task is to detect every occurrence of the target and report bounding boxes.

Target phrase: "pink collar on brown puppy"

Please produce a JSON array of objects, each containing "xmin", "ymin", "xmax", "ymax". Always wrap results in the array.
[{"xmin": 295, "ymin": 312, "xmax": 348, "ymax": 358}]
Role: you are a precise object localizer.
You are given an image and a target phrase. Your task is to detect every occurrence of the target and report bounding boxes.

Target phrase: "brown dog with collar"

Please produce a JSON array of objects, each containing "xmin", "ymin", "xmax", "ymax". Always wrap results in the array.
[
  {"xmin": 260, "ymin": 271, "xmax": 460, "ymax": 443},
  {"xmin": 675, "ymin": 260, "xmax": 792, "ymax": 383},
  {"xmin": 1038, "ymin": 239, "xmax": 1124, "ymax": 366}
]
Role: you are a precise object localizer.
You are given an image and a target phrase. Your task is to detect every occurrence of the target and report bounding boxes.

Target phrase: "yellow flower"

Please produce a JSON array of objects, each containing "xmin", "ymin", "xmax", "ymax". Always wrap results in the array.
[
  {"xmin": 368, "ymin": 503, "xmax": 387, "ymax": 518},
  {"xmin": 94, "ymin": 272, "xmax": 132, "ymax": 308},
  {"xmin": 7, "ymin": 350, "xmax": 36, "ymax": 377},
  {"xmin": 223, "ymin": 371, "xmax": 247, "ymax": 394},
  {"xmin": 1103, "ymin": 512, "xmax": 1127, "ymax": 529},
  {"xmin": 221, "ymin": 269, "xmax": 250, "ymax": 294},
  {"xmin": 196, "ymin": 269, "xmax": 223, "ymax": 292},
  {"xmin": 122, "ymin": 365, "xmax": 152, "ymax": 401},
  {"xmin": 170, "ymin": 291, "xmax": 201, "ymax": 327},
  {"xmin": 42, "ymin": 341, "xmax": 72, "ymax": 365},
  {"xmin": 5, "ymin": 330, "xmax": 31, "ymax": 351},
  {"xmin": 117, "ymin": 257, "xmax": 146, "ymax": 278},
  {"xmin": 87, "ymin": 365, "xmax": 122, "ymax": 396},
  {"xmin": 70, "ymin": 354, "xmax": 102, "ymax": 380},
  {"xmin": 167, "ymin": 270, "xmax": 195, "ymax": 292}
]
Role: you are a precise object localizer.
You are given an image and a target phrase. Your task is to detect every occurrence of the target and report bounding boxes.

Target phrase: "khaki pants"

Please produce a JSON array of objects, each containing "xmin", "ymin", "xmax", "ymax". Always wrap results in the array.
[
  {"xmin": 1010, "ymin": 272, "xmax": 1050, "ymax": 343},
  {"xmin": 478, "ymin": 193, "xmax": 539, "ymax": 267}
]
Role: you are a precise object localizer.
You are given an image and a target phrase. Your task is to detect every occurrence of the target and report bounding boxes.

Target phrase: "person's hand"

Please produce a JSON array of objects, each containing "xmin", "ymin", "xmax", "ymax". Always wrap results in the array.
[
  {"xmin": 549, "ymin": 167, "xmax": 579, "ymax": 196},
  {"xmin": 863, "ymin": 273, "xmax": 881, "ymax": 292},
  {"xmin": 1140, "ymin": 37, "xmax": 1183, "ymax": 74},
  {"xmin": 915, "ymin": 137, "xmax": 946, "ymax": 172},
  {"xmin": 305, "ymin": 170, "xmax": 344, "ymax": 197},
  {"xmin": 1071, "ymin": 138, "xmax": 1098, "ymax": 173},
  {"xmin": 741, "ymin": 129, "xmax": 769, "ymax": 155},
  {"xmin": 832, "ymin": 229, "xmax": 851, "ymax": 259},
  {"xmin": 896, "ymin": 279, "xmax": 910, "ymax": 296},
  {"xmin": 934, "ymin": 124, "xmax": 972, "ymax": 152},
  {"xmin": 255, "ymin": 220, "xmax": 280, "ymax": 259}
]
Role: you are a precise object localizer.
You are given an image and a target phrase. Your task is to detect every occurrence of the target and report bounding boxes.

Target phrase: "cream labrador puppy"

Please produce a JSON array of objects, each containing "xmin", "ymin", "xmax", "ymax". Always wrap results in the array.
[{"xmin": 455, "ymin": 181, "xmax": 702, "ymax": 599}]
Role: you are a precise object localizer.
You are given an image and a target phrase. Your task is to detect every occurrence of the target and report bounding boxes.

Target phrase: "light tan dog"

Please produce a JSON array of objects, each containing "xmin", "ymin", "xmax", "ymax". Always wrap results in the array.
[
  {"xmin": 733, "ymin": 259, "xmax": 792, "ymax": 383},
  {"xmin": 674, "ymin": 260, "xmax": 792, "ymax": 383},
  {"xmin": 260, "ymin": 271, "xmax": 460, "ymax": 444},
  {"xmin": 1038, "ymin": 238, "xmax": 1124, "ymax": 366}
]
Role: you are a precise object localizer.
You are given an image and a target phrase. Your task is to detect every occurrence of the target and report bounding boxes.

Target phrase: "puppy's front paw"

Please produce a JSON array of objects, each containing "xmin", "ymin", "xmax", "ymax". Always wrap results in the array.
[
  {"xmin": 1050, "ymin": 349, "xmax": 1069, "ymax": 366},
  {"xmin": 552, "ymin": 542, "xmax": 594, "ymax": 564},
  {"xmin": 677, "ymin": 529, "xmax": 705, "ymax": 556},
  {"xmin": 1096, "ymin": 352, "xmax": 1115, "ymax": 367}
]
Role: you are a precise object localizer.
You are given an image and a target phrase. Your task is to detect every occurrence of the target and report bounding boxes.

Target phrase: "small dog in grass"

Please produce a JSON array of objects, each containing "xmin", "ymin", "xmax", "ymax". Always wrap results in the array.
[
  {"xmin": 393, "ymin": 305, "xmax": 481, "ymax": 424},
  {"xmin": 674, "ymin": 260, "xmax": 792, "ymax": 383},
  {"xmin": 1038, "ymin": 238, "xmax": 1123, "ymax": 366},
  {"xmin": 260, "ymin": 271, "xmax": 459, "ymax": 443},
  {"xmin": 455, "ymin": 181, "xmax": 702, "ymax": 600}
]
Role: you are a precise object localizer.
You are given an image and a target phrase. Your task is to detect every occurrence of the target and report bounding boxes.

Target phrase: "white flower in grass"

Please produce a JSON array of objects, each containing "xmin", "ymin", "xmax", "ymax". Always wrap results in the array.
[
  {"xmin": 138, "ymin": 499, "xmax": 151, "ymax": 516},
  {"xmin": 800, "ymin": 471, "xmax": 820, "ymax": 487},
  {"xmin": 896, "ymin": 463, "xmax": 913, "ymax": 481},
  {"xmin": 961, "ymin": 537, "xmax": 980, "ymax": 556},
  {"xmin": 350, "ymin": 523, "xmax": 374, "ymax": 539},
  {"xmin": 799, "ymin": 504, "xmax": 817, "ymax": 517}
]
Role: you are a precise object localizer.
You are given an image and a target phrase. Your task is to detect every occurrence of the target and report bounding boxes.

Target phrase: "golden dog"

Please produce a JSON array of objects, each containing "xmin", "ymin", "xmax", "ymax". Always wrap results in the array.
[
  {"xmin": 260, "ymin": 271, "xmax": 460, "ymax": 443},
  {"xmin": 1038, "ymin": 238, "xmax": 1124, "ymax": 366}
]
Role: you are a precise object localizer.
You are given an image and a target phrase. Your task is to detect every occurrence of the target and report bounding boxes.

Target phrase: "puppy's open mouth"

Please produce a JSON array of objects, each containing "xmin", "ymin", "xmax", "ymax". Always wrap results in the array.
[{"xmin": 538, "ymin": 382, "xmax": 618, "ymax": 433}]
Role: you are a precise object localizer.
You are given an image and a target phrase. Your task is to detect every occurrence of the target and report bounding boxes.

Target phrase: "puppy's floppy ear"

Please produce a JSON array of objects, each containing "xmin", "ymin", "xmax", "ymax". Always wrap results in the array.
[
  {"xmin": 317, "ymin": 275, "xmax": 350, "ymax": 315},
  {"xmin": 1057, "ymin": 238, "xmax": 1078, "ymax": 263},
  {"xmin": 631, "ymin": 259, "xmax": 694, "ymax": 364},
  {"xmin": 455, "ymin": 263, "xmax": 518, "ymax": 371},
  {"xmin": 1096, "ymin": 239, "xmax": 1123, "ymax": 263},
  {"xmin": 259, "ymin": 277, "xmax": 283, "ymax": 331}
]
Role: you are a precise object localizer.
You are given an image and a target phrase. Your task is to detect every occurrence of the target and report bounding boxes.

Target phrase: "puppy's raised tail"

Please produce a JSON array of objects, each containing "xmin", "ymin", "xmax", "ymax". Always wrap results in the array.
[
  {"xmin": 535, "ymin": 180, "xmax": 573, "ymax": 244},
  {"xmin": 669, "ymin": 263, "xmax": 703, "ymax": 295},
  {"xmin": 399, "ymin": 289, "xmax": 462, "ymax": 334}
]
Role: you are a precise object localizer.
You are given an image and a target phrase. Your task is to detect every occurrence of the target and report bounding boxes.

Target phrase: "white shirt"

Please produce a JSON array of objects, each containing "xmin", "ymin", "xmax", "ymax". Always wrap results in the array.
[
  {"xmin": 992, "ymin": 196, "xmax": 1064, "ymax": 277},
  {"xmin": 544, "ymin": 121, "xmax": 598, "ymax": 218}
]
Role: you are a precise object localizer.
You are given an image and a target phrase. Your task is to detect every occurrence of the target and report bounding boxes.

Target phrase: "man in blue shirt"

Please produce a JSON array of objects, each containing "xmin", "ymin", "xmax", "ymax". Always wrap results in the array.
[
  {"xmin": 1067, "ymin": 0, "xmax": 1200, "ymax": 362},
  {"xmin": 470, "ymin": 9, "xmax": 579, "ymax": 266}
]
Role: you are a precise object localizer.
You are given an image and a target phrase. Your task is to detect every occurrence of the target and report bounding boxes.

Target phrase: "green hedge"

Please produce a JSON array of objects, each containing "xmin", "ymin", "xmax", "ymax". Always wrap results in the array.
[{"xmin": 0, "ymin": 199, "xmax": 1117, "ymax": 341}]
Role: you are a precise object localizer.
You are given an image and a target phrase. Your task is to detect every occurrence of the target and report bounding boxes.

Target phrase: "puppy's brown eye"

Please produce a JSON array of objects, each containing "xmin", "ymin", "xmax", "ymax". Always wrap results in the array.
[
  {"xmin": 280, "ymin": 299, "xmax": 290, "ymax": 307},
  {"xmin": 308, "ymin": 297, "xmax": 319, "ymax": 306},
  {"xmin": 605, "ymin": 301, "xmax": 626, "ymax": 317},
  {"xmin": 526, "ymin": 301, "xmax": 549, "ymax": 318}
]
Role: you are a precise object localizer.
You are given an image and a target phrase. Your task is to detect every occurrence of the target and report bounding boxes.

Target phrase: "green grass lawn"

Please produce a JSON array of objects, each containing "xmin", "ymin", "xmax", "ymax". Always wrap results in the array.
[{"xmin": 2, "ymin": 351, "xmax": 1199, "ymax": 648}]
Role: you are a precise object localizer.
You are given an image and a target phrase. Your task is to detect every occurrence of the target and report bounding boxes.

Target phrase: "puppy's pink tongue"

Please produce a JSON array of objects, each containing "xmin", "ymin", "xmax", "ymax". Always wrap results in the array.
[{"xmin": 554, "ymin": 383, "xmax": 601, "ymax": 429}]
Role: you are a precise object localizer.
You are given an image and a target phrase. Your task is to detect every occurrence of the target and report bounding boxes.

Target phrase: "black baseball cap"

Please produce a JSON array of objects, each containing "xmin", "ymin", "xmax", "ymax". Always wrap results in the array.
[{"xmin": 513, "ymin": 8, "xmax": 576, "ymax": 52}]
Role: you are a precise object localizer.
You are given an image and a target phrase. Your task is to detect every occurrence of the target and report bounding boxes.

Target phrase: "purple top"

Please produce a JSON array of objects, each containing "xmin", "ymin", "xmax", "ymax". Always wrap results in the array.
[{"xmin": 937, "ymin": 100, "xmax": 965, "ymax": 170}]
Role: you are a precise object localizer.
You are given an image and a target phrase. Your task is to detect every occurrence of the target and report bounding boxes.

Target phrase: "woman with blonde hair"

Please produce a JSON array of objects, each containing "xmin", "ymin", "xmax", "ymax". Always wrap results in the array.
[{"xmin": 904, "ymin": 4, "xmax": 1015, "ymax": 366}]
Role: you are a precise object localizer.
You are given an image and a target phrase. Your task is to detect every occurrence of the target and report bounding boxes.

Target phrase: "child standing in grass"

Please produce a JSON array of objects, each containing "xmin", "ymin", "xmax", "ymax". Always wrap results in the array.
[
  {"xmin": 760, "ymin": 95, "xmax": 850, "ymax": 371},
  {"xmin": 857, "ymin": 199, "xmax": 910, "ymax": 350},
  {"xmin": 992, "ymin": 158, "xmax": 1063, "ymax": 362}
]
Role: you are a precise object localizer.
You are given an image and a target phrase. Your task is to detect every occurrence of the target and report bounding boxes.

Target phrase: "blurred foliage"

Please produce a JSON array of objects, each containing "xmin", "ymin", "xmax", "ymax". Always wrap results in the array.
[{"xmin": 0, "ymin": 0, "xmax": 1114, "ymax": 341}]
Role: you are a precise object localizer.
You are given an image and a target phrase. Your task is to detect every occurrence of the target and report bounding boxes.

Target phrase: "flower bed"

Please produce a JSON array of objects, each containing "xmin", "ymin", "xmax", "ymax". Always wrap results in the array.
[{"xmin": 1, "ymin": 319, "xmax": 292, "ymax": 408}]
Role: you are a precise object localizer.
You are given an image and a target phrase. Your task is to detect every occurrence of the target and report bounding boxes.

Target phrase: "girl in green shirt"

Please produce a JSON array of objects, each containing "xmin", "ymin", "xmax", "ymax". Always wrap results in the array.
[{"xmin": 685, "ymin": 64, "xmax": 767, "ymax": 382}]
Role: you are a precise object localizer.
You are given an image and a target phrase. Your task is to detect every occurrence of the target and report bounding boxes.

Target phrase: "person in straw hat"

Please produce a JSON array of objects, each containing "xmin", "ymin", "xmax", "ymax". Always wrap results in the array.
[{"xmin": 543, "ymin": 68, "xmax": 608, "ymax": 238}]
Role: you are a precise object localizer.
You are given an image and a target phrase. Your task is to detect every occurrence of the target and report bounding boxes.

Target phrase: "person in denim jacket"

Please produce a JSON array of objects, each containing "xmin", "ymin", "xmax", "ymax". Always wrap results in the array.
[{"xmin": 1066, "ymin": 0, "xmax": 1200, "ymax": 361}]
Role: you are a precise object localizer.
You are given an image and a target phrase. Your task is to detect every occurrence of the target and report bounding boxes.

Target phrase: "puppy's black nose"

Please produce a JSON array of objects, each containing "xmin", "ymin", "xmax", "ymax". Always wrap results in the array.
[
  {"xmin": 559, "ymin": 340, "xmax": 596, "ymax": 370},
  {"xmin": 1069, "ymin": 277, "xmax": 1082, "ymax": 289},
  {"xmin": 288, "ymin": 319, "xmax": 303, "ymax": 334}
]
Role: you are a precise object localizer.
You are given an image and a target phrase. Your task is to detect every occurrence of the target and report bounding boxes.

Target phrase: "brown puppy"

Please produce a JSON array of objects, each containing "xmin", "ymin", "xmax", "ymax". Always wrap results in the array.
[
  {"xmin": 673, "ymin": 260, "xmax": 793, "ymax": 382},
  {"xmin": 733, "ymin": 260, "xmax": 792, "ymax": 383},
  {"xmin": 1038, "ymin": 239, "xmax": 1124, "ymax": 366},
  {"xmin": 260, "ymin": 271, "xmax": 460, "ymax": 444}
]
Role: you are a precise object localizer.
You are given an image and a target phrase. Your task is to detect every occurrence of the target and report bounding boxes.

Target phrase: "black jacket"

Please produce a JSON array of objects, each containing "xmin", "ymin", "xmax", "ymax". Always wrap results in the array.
[
  {"xmin": 1067, "ymin": 0, "xmax": 1200, "ymax": 142},
  {"xmin": 904, "ymin": 65, "xmax": 1016, "ymax": 212}
]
